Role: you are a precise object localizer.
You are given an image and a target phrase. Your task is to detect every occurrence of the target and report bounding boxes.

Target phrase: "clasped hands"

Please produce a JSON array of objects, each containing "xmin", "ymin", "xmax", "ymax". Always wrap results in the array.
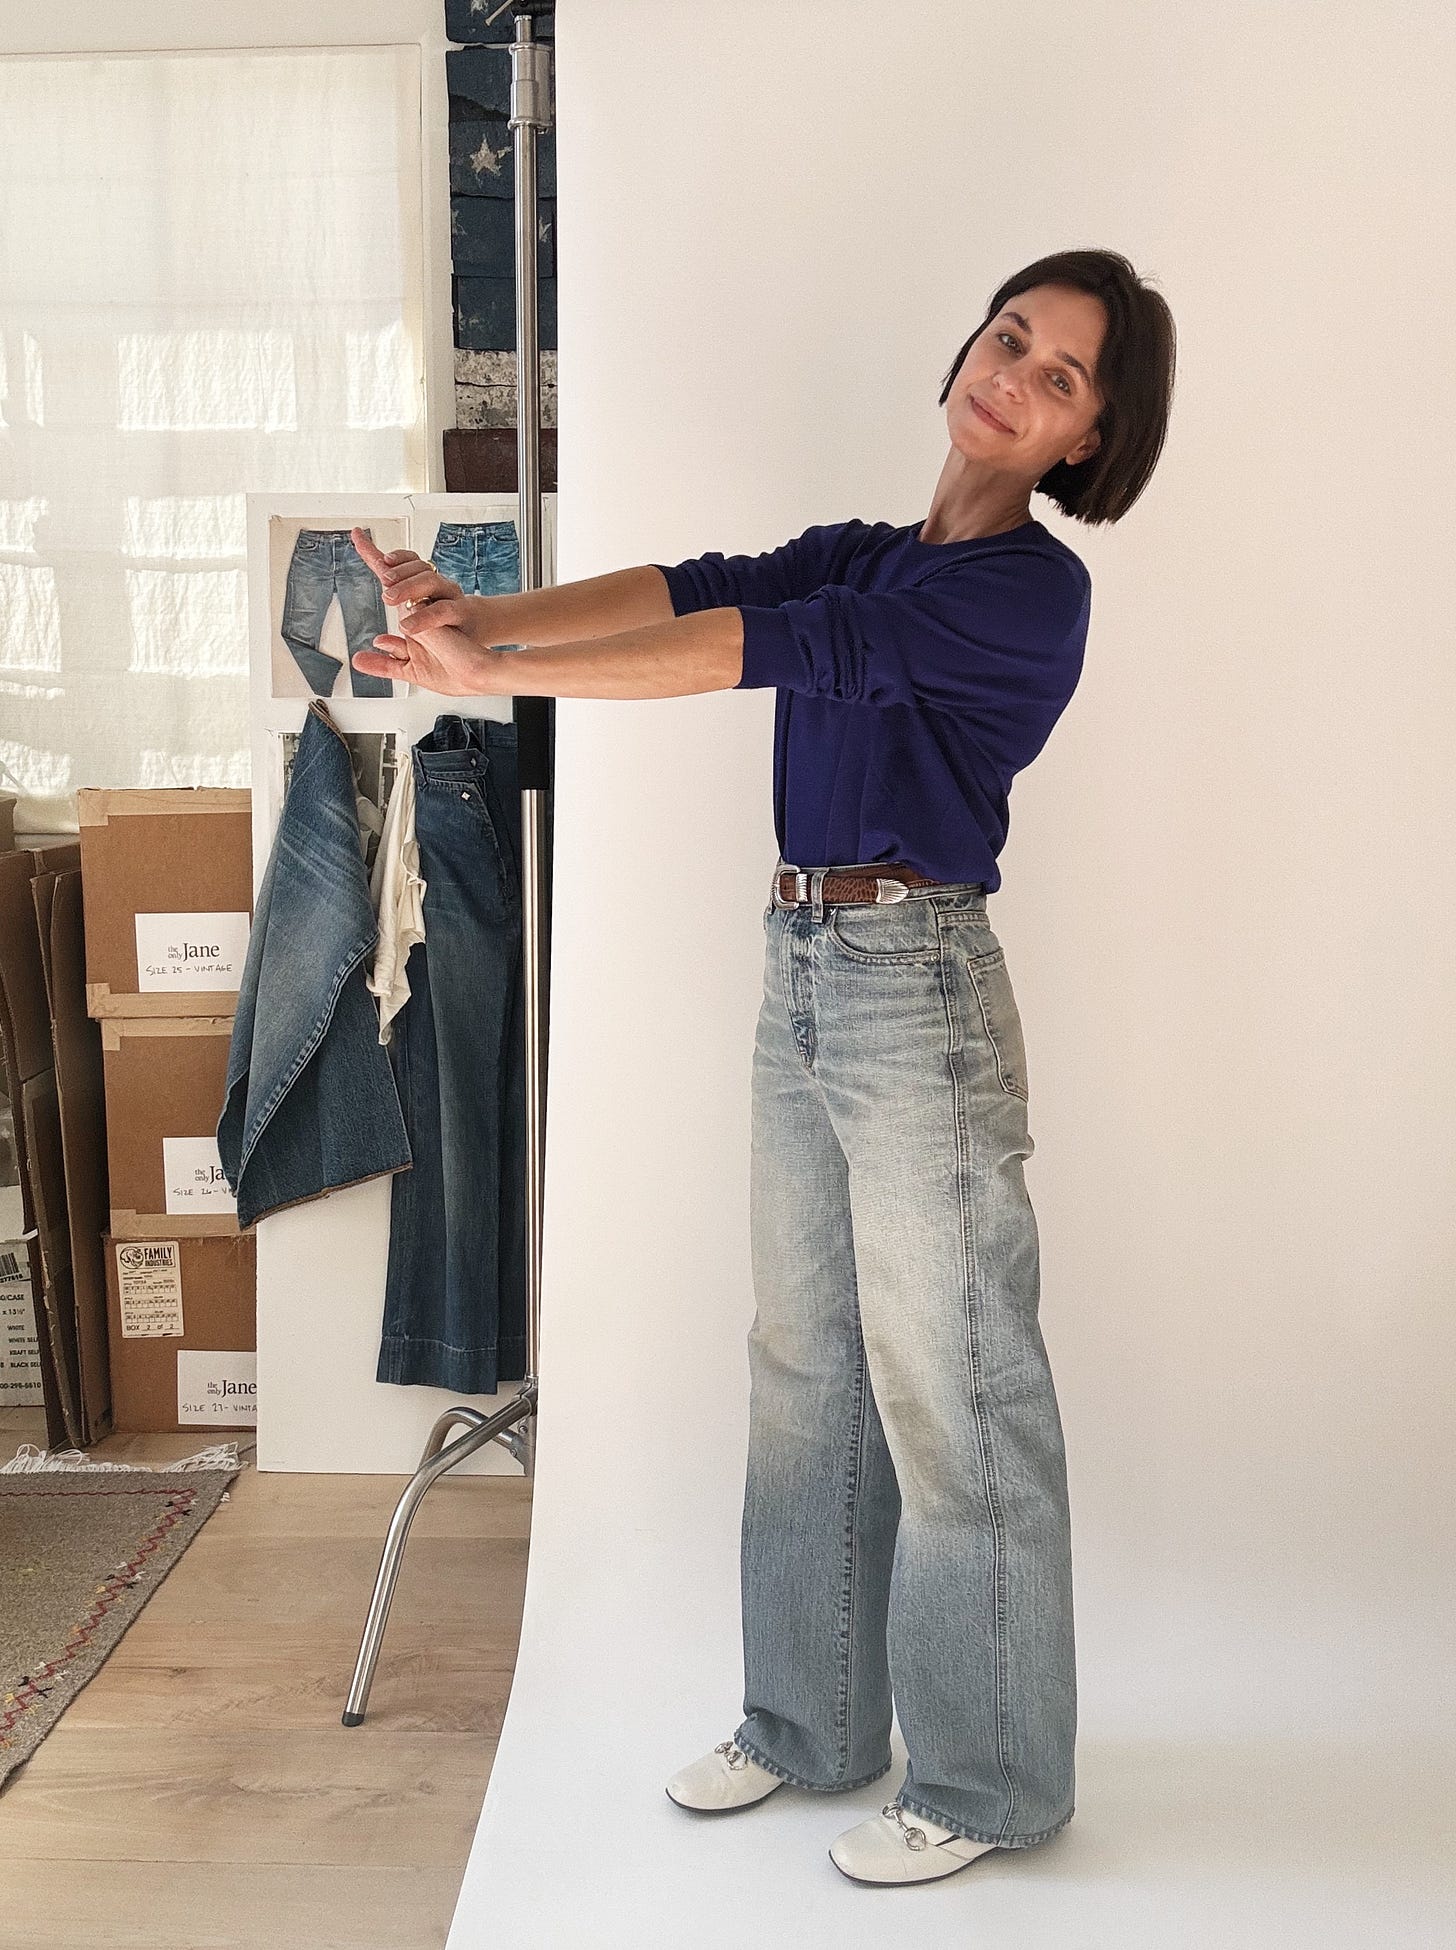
[{"xmin": 349, "ymin": 526, "xmax": 510, "ymax": 696}]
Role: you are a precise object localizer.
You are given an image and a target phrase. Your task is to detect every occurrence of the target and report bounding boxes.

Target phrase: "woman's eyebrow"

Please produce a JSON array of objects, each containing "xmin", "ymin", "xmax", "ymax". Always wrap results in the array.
[{"xmin": 1002, "ymin": 309, "xmax": 1092, "ymax": 385}]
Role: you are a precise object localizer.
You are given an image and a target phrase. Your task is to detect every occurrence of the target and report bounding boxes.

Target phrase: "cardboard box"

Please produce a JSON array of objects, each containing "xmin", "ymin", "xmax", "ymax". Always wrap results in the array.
[
  {"xmin": 103, "ymin": 1232, "xmax": 256, "ymax": 1433},
  {"xmin": 100, "ymin": 1017, "xmax": 240, "ymax": 1237},
  {"xmin": 0, "ymin": 842, "xmax": 99, "ymax": 1450},
  {"xmin": 77, "ymin": 788, "xmax": 252, "ymax": 1018},
  {"xmin": 35, "ymin": 866, "xmax": 113, "ymax": 1440},
  {"xmin": 0, "ymin": 1233, "xmax": 43, "ymax": 1409},
  {"xmin": 0, "ymin": 792, "xmax": 16, "ymax": 853}
]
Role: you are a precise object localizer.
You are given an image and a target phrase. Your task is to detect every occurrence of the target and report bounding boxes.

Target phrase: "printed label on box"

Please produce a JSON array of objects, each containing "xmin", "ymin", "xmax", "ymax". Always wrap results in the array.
[
  {"xmin": 1, "ymin": 1243, "xmax": 43, "ymax": 1406},
  {"xmin": 177, "ymin": 1349, "xmax": 257, "ymax": 1426},
  {"xmin": 162, "ymin": 1137, "xmax": 237, "ymax": 1214},
  {"xmin": 135, "ymin": 911, "xmax": 250, "ymax": 991},
  {"xmin": 115, "ymin": 1239, "xmax": 185, "ymax": 1338}
]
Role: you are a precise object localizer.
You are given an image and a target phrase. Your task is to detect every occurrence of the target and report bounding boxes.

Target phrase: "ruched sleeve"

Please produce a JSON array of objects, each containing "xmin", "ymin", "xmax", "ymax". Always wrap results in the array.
[
  {"xmin": 652, "ymin": 521, "xmax": 866, "ymax": 617},
  {"xmin": 732, "ymin": 549, "xmax": 1091, "ymax": 719}
]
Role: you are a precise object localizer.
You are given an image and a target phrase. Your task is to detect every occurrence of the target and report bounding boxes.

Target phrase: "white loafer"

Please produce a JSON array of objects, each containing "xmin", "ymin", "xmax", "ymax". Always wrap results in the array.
[
  {"xmin": 828, "ymin": 1801, "xmax": 999, "ymax": 1884},
  {"xmin": 666, "ymin": 1738, "xmax": 786, "ymax": 1813}
]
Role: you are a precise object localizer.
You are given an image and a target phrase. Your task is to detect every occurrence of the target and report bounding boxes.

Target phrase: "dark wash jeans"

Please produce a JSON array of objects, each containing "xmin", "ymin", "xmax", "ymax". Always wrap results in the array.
[
  {"xmin": 217, "ymin": 700, "xmax": 411, "ymax": 1229},
  {"xmin": 376, "ymin": 715, "xmax": 534, "ymax": 1395},
  {"xmin": 280, "ymin": 527, "xmax": 394, "ymax": 699}
]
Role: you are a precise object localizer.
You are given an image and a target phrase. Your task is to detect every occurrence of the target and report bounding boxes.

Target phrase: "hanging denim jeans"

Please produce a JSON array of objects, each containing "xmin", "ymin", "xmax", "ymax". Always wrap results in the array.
[
  {"xmin": 430, "ymin": 520, "xmax": 524, "ymax": 651},
  {"xmin": 280, "ymin": 528, "xmax": 394, "ymax": 699},
  {"xmin": 376, "ymin": 714, "xmax": 529, "ymax": 1395},
  {"xmin": 217, "ymin": 701, "xmax": 412, "ymax": 1229},
  {"xmin": 731, "ymin": 867, "xmax": 1076, "ymax": 1850}
]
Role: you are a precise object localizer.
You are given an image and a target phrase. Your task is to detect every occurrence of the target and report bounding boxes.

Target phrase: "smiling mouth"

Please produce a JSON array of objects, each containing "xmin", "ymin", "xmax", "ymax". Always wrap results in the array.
[{"xmin": 971, "ymin": 396, "xmax": 1014, "ymax": 434}]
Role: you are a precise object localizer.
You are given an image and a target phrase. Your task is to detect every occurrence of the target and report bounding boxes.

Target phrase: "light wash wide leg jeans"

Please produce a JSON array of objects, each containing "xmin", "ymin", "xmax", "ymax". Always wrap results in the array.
[{"xmin": 732, "ymin": 867, "xmax": 1077, "ymax": 1849}]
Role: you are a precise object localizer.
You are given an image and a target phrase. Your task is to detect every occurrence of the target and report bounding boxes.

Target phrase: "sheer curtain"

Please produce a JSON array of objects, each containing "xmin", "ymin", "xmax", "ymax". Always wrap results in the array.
[{"xmin": 0, "ymin": 46, "xmax": 425, "ymax": 830}]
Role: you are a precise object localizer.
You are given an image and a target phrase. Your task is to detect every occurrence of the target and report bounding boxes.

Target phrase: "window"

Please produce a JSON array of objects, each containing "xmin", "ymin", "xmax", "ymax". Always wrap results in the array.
[{"xmin": 0, "ymin": 46, "xmax": 428, "ymax": 829}]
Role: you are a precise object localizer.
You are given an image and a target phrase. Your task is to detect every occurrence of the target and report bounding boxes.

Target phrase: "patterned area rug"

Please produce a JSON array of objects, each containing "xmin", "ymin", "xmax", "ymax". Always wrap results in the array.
[{"xmin": 0, "ymin": 1442, "xmax": 246, "ymax": 1790}]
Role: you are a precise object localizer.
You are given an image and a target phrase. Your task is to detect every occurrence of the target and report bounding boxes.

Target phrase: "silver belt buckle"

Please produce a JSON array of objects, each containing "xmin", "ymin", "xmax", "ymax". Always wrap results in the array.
[{"xmin": 773, "ymin": 865, "xmax": 912, "ymax": 908}]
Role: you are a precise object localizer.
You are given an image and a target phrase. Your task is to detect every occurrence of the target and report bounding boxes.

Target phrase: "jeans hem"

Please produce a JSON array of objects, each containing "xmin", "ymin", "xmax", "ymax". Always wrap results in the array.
[
  {"xmin": 894, "ymin": 1794, "xmax": 1075, "ymax": 1850},
  {"xmin": 376, "ymin": 1335, "xmax": 499, "ymax": 1396},
  {"xmin": 730, "ymin": 1734, "xmax": 895, "ymax": 1795}
]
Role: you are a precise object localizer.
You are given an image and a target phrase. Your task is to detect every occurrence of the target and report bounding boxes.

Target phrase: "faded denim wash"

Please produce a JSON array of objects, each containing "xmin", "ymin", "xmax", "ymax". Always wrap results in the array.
[
  {"xmin": 280, "ymin": 527, "xmax": 394, "ymax": 699},
  {"xmin": 732, "ymin": 863, "xmax": 1077, "ymax": 1849},
  {"xmin": 217, "ymin": 701, "xmax": 412, "ymax": 1229},
  {"xmin": 430, "ymin": 519, "xmax": 524, "ymax": 652},
  {"xmin": 376, "ymin": 714, "xmax": 529, "ymax": 1395},
  {"xmin": 429, "ymin": 518, "xmax": 521, "ymax": 596}
]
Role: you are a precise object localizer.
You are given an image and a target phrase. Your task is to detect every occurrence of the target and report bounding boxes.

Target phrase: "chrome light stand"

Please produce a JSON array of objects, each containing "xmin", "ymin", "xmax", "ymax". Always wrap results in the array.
[{"xmin": 344, "ymin": 1, "xmax": 552, "ymax": 1725}]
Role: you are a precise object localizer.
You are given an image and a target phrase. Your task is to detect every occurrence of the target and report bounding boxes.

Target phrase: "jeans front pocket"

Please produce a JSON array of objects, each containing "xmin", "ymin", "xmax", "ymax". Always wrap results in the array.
[
  {"xmin": 965, "ymin": 944, "xmax": 1030, "ymax": 1102},
  {"xmin": 824, "ymin": 897, "xmax": 942, "ymax": 965}
]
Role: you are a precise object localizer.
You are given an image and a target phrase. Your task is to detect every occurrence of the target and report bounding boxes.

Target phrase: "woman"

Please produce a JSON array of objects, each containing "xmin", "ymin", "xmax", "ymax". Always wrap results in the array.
[{"xmin": 353, "ymin": 245, "xmax": 1177, "ymax": 1889}]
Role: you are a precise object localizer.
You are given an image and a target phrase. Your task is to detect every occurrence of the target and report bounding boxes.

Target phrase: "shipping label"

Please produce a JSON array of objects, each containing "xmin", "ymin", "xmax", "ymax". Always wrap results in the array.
[
  {"xmin": 115, "ymin": 1239, "xmax": 185, "ymax": 1337},
  {"xmin": 177, "ymin": 1349, "xmax": 257, "ymax": 1426},
  {"xmin": 135, "ymin": 911, "xmax": 250, "ymax": 991},
  {"xmin": 162, "ymin": 1137, "xmax": 237, "ymax": 1214}
]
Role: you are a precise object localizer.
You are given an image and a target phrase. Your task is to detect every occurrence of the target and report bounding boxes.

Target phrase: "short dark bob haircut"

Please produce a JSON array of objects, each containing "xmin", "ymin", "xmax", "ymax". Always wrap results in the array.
[{"xmin": 938, "ymin": 248, "xmax": 1176, "ymax": 527}]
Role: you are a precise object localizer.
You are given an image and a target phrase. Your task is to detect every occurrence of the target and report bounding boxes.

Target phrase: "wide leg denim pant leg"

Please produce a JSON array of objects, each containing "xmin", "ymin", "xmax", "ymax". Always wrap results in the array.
[
  {"xmin": 375, "ymin": 715, "xmax": 528, "ymax": 1394},
  {"xmin": 732, "ymin": 871, "xmax": 1077, "ymax": 1850}
]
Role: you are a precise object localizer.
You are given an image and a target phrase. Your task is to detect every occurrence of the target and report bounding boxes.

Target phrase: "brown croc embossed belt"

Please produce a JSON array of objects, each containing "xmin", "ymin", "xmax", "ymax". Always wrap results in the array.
[{"xmin": 771, "ymin": 863, "xmax": 968, "ymax": 909}]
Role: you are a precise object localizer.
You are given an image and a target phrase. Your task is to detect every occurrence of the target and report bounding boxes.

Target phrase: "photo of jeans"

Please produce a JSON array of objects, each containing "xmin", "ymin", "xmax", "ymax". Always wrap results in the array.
[
  {"xmin": 376, "ymin": 714, "xmax": 529, "ymax": 1396},
  {"xmin": 430, "ymin": 519, "xmax": 523, "ymax": 651},
  {"xmin": 730, "ymin": 872, "xmax": 1076, "ymax": 1847},
  {"xmin": 279, "ymin": 527, "xmax": 395, "ymax": 699}
]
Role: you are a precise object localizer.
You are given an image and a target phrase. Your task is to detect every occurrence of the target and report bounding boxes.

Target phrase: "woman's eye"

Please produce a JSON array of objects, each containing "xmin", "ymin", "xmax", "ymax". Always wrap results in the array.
[{"xmin": 999, "ymin": 331, "xmax": 1072, "ymax": 395}]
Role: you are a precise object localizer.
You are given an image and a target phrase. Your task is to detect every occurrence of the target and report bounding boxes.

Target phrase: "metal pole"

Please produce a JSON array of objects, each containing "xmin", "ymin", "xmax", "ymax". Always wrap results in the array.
[
  {"xmin": 507, "ymin": 7, "xmax": 553, "ymax": 1477},
  {"xmin": 341, "ymin": 7, "xmax": 554, "ymax": 1723}
]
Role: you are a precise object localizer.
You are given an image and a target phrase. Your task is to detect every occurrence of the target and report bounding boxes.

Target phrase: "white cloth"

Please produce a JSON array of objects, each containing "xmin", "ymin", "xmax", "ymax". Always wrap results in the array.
[
  {"xmin": 0, "ymin": 47, "xmax": 423, "ymax": 832},
  {"xmin": 367, "ymin": 758, "xmax": 426, "ymax": 1044}
]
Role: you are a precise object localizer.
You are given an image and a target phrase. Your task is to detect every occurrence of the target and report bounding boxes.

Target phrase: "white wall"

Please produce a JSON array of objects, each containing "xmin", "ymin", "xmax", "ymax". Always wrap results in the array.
[{"xmin": 447, "ymin": 2, "xmax": 1455, "ymax": 1943}]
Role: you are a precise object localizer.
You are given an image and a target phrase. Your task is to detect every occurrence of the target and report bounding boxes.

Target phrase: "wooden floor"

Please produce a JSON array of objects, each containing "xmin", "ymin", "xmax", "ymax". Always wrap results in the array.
[{"xmin": 0, "ymin": 1404, "xmax": 531, "ymax": 1950}]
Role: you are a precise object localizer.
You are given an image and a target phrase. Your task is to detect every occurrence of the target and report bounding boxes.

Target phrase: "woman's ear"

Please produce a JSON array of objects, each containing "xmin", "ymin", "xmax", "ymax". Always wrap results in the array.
[{"xmin": 1064, "ymin": 425, "xmax": 1101, "ymax": 468}]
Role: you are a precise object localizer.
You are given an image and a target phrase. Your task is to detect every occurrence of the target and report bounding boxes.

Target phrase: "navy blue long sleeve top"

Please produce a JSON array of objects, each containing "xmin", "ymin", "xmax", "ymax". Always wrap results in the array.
[{"xmin": 652, "ymin": 514, "xmax": 1092, "ymax": 893}]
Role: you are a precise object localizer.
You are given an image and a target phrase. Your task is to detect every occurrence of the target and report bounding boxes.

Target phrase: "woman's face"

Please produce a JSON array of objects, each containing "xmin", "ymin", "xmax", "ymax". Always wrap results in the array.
[{"xmin": 946, "ymin": 283, "xmax": 1108, "ymax": 480}]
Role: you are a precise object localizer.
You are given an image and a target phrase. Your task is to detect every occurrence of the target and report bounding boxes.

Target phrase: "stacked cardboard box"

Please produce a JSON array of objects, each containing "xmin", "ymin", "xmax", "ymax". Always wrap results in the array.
[
  {"xmin": 0, "ymin": 840, "xmax": 108, "ymax": 1449},
  {"xmin": 1, "ymin": 807, "xmax": 37, "ymax": 1414},
  {"xmin": 78, "ymin": 789, "xmax": 258, "ymax": 1435},
  {"xmin": 1, "ymin": 1138, "xmax": 41, "ymax": 1416}
]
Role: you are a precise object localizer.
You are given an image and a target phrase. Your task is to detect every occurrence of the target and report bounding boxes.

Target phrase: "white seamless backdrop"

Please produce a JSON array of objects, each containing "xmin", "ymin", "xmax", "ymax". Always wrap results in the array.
[{"xmin": 447, "ymin": 3, "xmax": 1455, "ymax": 1943}]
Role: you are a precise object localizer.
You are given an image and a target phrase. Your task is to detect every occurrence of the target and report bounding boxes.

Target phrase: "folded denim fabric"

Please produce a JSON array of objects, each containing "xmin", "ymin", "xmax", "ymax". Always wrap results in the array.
[{"xmin": 217, "ymin": 699, "xmax": 411, "ymax": 1228}]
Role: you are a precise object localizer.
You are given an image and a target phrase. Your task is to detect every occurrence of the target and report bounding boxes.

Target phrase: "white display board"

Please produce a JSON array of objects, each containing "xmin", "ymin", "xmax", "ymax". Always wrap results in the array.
[
  {"xmin": 443, "ymin": 2, "xmax": 1456, "ymax": 1945},
  {"xmin": 244, "ymin": 491, "xmax": 556, "ymax": 1476}
]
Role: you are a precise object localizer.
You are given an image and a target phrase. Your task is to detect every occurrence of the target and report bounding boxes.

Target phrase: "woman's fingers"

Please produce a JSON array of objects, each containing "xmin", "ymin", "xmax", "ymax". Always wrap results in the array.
[
  {"xmin": 350, "ymin": 528, "xmax": 442, "ymax": 591},
  {"xmin": 351, "ymin": 637, "xmax": 413, "ymax": 681},
  {"xmin": 397, "ymin": 595, "xmax": 470, "ymax": 635},
  {"xmin": 384, "ymin": 562, "xmax": 460, "ymax": 607},
  {"xmin": 350, "ymin": 528, "xmax": 398, "ymax": 575}
]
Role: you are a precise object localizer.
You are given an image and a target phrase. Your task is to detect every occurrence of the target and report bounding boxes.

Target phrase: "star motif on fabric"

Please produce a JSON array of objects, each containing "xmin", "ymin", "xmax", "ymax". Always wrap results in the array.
[{"xmin": 470, "ymin": 133, "xmax": 509, "ymax": 180}]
